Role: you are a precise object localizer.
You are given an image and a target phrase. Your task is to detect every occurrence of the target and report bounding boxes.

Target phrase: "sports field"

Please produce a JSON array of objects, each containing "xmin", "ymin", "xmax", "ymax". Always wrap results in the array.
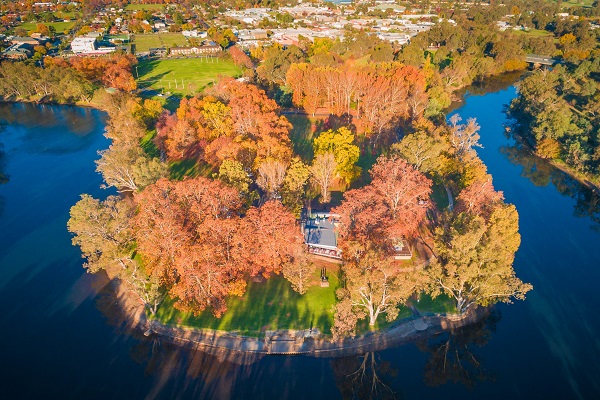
[
  {"xmin": 133, "ymin": 33, "xmax": 189, "ymax": 53},
  {"xmin": 17, "ymin": 21, "xmax": 75, "ymax": 33},
  {"xmin": 136, "ymin": 58, "xmax": 242, "ymax": 96}
]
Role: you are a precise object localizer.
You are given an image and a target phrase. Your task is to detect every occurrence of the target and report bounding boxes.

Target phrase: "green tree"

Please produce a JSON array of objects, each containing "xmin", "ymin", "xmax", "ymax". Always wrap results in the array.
[
  {"xmin": 427, "ymin": 205, "xmax": 532, "ymax": 313},
  {"xmin": 67, "ymin": 195, "xmax": 165, "ymax": 315},
  {"xmin": 96, "ymin": 143, "xmax": 167, "ymax": 193},
  {"xmin": 281, "ymin": 157, "xmax": 310, "ymax": 217},
  {"xmin": 218, "ymin": 159, "xmax": 252, "ymax": 194},
  {"xmin": 313, "ymin": 127, "xmax": 361, "ymax": 185}
]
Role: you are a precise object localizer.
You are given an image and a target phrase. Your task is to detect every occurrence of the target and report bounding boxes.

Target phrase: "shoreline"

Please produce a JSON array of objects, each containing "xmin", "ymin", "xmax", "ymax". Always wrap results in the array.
[
  {"xmin": 509, "ymin": 127, "xmax": 600, "ymax": 194},
  {"xmin": 109, "ymin": 277, "xmax": 487, "ymax": 358}
]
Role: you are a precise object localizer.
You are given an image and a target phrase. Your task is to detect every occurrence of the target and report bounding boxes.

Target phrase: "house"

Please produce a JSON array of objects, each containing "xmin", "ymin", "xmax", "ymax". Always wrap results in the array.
[
  {"xmin": 302, "ymin": 212, "xmax": 342, "ymax": 260},
  {"xmin": 301, "ymin": 211, "xmax": 413, "ymax": 261}
]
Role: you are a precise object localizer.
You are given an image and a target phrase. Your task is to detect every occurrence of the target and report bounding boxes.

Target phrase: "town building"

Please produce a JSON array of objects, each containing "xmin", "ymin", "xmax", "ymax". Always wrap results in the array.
[
  {"xmin": 70, "ymin": 37, "xmax": 97, "ymax": 53},
  {"xmin": 169, "ymin": 44, "xmax": 221, "ymax": 56}
]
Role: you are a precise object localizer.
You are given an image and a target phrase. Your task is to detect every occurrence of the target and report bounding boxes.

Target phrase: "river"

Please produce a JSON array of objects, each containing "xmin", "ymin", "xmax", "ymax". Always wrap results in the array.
[{"xmin": 1, "ymin": 81, "xmax": 600, "ymax": 399}]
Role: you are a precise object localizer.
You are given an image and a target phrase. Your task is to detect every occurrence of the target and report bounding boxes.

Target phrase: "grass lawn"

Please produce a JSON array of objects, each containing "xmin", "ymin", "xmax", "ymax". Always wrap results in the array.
[
  {"xmin": 153, "ymin": 264, "xmax": 340, "ymax": 336},
  {"xmin": 136, "ymin": 58, "xmax": 242, "ymax": 96},
  {"xmin": 355, "ymin": 305, "xmax": 413, "ymax": 334},
  {"xmin": 17, "ymin": 21, "xmax": 75, "ymax": 33},
  {"xmin": 413, "ymin": 292, "xmax": 457, "ymax": 314},
  {"xmin": 133, "ymin": 33, "xmax": 189, "ymax": 53},
  {"xmin": 125, "ymin": 3, "xmax": 165, "ymax": 10},
  {"xmin": 286, "ymin": 114, "xmax": 315, "ymax": 163},
  {"xmin": 513, "ymin": 29, "xmax": 552, "ymax": 38}
]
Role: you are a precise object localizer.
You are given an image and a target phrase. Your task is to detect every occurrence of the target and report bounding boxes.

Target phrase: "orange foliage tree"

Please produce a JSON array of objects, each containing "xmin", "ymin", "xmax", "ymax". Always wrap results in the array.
[{"xmin": 334, "ymin": 156, "xmax": 432, "ymax": 252}]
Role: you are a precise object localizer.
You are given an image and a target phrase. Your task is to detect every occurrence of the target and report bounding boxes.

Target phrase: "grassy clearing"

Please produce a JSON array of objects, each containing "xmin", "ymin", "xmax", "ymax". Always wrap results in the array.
[
  {"xmin": 133, "ymin": 33, "xmax": 189, "ymax": 53},
  {"xmin": 17, "ymin": 21, "xmax": 75, "ymax": 33},
  {"xmin": 355, "ymin": 306, "xmax": 413, "ymax": 334},
  {"xmin": 286, "ymin": 114, "xmax": 315, "ymax": 162},
  {"xmin": 169, "ymin": 159, "xmax": 216, "ymax": 180},
  {"xmin": 125, "ymin": 3, "xmax": 165, "ymax": 10},
  {"xmin": 513, "ymin": 29, "xmax": 552, "ymax": 38},
  {"xmin": 414, "ymin": 293, "xmax": 457, "ymax": 314},
  {"xmin": 556, "ymin": 0, "xmax": 594, "ymax": 8},
  {"xmin": 136, "ymin": 58, "xmax": 242, "ymax": 96},
  {"xmin": 153, "ymin": 265, "xmax": 340, "ymax": 336}
]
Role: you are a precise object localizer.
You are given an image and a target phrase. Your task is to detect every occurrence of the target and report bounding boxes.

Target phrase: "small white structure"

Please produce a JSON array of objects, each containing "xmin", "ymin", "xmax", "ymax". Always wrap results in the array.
[{"xmin": 71, "ymin": 37, "xmax": 97, "ymax": 53}]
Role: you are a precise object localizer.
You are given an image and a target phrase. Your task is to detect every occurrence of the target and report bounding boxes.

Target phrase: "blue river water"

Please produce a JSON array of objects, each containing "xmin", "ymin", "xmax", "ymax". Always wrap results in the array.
[{"xmin": 0, "ymin": 84, "xmax": 599, "ymax": 399}]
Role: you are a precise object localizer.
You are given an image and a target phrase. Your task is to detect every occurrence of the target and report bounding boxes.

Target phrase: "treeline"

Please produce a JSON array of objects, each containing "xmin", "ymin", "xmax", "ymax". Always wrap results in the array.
[
  {"xmin": 286, "ymin": 62, "xmax": 430, "ymax": 135},
  {"xmin": 510, "ymin": 58, "xmax": 600, "ymax": 183},
  {"xmin": 0, "ymin": 53, "xmax": 137, "ymax": 103}
]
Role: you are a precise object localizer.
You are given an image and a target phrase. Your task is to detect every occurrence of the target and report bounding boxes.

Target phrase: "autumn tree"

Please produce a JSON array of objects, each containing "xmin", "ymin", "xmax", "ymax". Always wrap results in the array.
[
  {"xmin": 455, "ymin": 177, "xmax": 504, "ymax": 220},
  {"xmin": 281, "ymin": 158, "xmax": 311, "ymax": 216},
  {"xmin": 282, "ymin": 248, "xmax": 314, "ymax": 294},
  {"xmin": 212, "ymin": 78, "xmax": 293, "ymax": 169},
  {"xmin": 449, "ymin": 114, "xmax": 482, "ymax": 160},
  {"xmin": 245, "ymin": 200, "xmax": 302, "ymax": 278},
  {"xmin": 334, "ymin": 156, "xmax": 432, "ymax": 249},
  {"xmin": 134, "ymin": 178, "xmax": 249, "ymax": 317},
  {"xmin": 96, "ymin": 143, "xmax": 167, "ymax": 193},
  {"xmin": 369, "ymin": 156, "xmax": 432, "ymax": 239},
  {"xmin": 217, "ymin": 159, "xmax": 252, "ymax": 195},
  {"xmin": 310, "ymin": 152, "xmax": 337, "ymax": 203},
  {"xmin": 228, "ymin": 45, "xmax": 255, "ymax": 69},
  {"xmin": 392, "ymin": 120, "xmax": 453, "ymax": 178},
  {"xmin": 256, "ymin": 160, "xmax": 287, "ymax": 200}
]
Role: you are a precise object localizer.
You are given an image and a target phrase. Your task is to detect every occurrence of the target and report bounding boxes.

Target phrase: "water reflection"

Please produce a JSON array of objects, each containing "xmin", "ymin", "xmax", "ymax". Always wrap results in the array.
[
  {"xmin": 416, "ymin": 310, "xmax": 499, "ymax": 389},
  {"xmin": 447, "ymin": 71, "xmax": 526, "ymax": 113},
  {"xmin": 501, "ymin": 144, "xmax": 600, "ymax": 230},
  {"xmin": 0, "ymin": 125, "xmax": 8, "ymax": 217},
  {"xmin": 332, "ymin": 352, "xmax": 397, "ymax": 399},
  {"xmin": 0, "ymin": 102, "xmax": 102, "ymax": 155},
  {"xmin": 94, "ymin": 273, "xmax": 504, "ymax": 400}
]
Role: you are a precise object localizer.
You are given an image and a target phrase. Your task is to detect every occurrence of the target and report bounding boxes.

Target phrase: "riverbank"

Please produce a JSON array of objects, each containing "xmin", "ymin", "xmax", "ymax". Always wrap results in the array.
[
  {"xmin": 108, "ymin": 276, "xmax": 486, "ymax": 358},
  {"xmin": 507, "ymin": 126, "xmax": 600, "ymax": 194}
]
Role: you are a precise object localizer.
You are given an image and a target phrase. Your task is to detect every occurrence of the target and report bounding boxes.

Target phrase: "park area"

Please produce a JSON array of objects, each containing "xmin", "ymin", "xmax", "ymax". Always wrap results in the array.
[
  {"xmin": 136, "ymin": 58, "xmax": 241, "ymax": 97},
  {"xmin": 153, "ymin": 263, "xmax": 342, "ymax": 336},
  {"xmin": 151, "ymin": 261, "xmax": 456, "ymax": 337},
  {"xmin": 17, "ymin": 21, "xmax": 75, "ymax": 34}
]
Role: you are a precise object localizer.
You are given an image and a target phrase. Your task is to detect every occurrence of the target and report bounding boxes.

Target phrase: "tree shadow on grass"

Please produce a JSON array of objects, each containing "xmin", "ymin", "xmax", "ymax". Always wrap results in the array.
[{"xmin": 286, "ymin": 114, "xmax": 315, "ymax": 163}]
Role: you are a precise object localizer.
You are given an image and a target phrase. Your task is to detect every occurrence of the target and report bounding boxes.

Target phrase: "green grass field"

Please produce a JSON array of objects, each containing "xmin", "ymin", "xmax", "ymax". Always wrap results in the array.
[
  {"xmin": 133, "ymin": 33, "xmax": 189, "ymax": 53},
  {"xmin": 17, "ymin": 21, "xmax": 75, "ymax": 33},
  {"xmin": 513, "ymin": 29, "xmax": 553, "ymax": 38},
  {"xmin": 136, "ymin": 58, "xmax": 242, "ymax": 96},
  {"xmin": 414, "ymin": 293, "xmax": 457, "ymax": 314},
  {"xmin": 153, "ymin": 266, "xmax": 340, "ymax": 336},
  {"xmin": 125, "ymin": 3, "xmax": 165, "ymax": 10}
]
